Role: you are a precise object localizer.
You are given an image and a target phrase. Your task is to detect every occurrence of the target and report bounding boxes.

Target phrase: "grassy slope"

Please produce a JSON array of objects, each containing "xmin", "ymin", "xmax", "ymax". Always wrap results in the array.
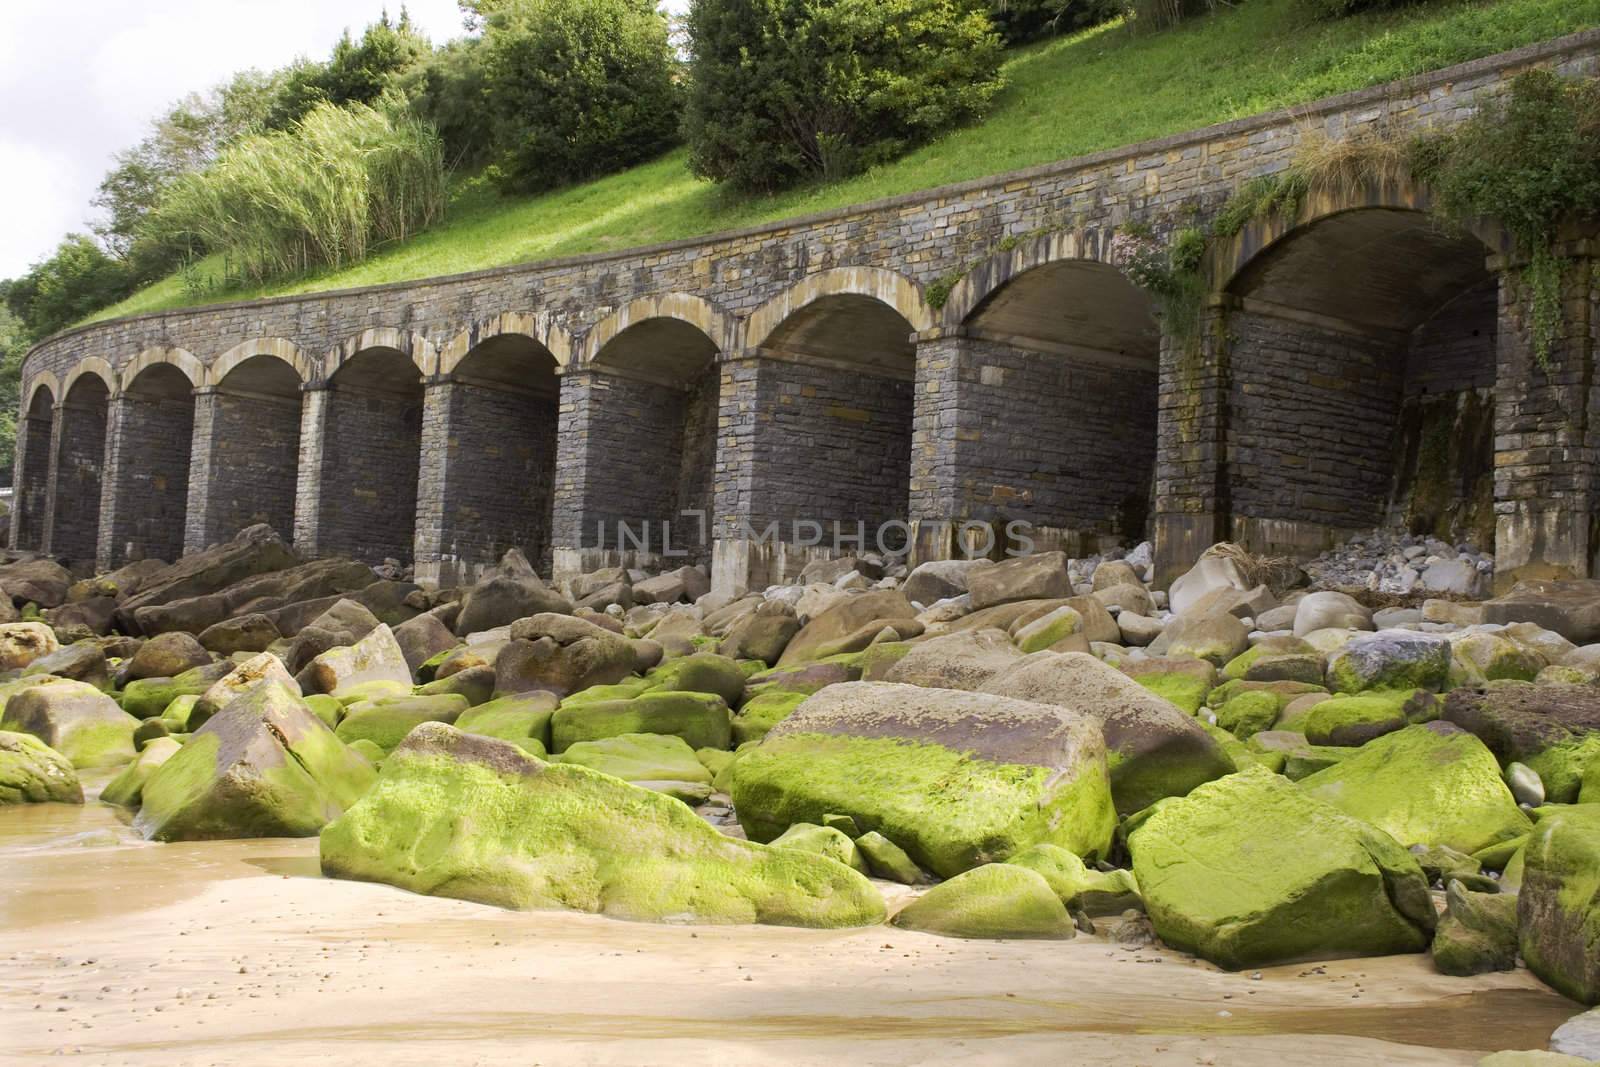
[{"xmin": 87, "ymin": 0, "xmax": 1600, "ymax": 324}]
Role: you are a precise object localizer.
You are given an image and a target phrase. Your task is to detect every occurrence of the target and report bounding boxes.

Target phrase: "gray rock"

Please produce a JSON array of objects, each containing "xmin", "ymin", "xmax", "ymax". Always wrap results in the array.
[
  {"xmin": 1294, "ymin": 592, "xmax": 1373, "ymax": 637},
  {"xmin": 1506, "ymin": 761, "xmax": 1545, "ymax": 807},
  {"xmin": 1551, "ymin": 1006, "xmax": 1600, "ymax": 1060}
]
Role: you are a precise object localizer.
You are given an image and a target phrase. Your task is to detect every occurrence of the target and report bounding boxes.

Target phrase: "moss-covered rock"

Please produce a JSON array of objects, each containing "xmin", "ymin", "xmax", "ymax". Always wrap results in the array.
[
  {"xmin": 1013, "ymin": 605, "xmax": 1087, "ymax": 655},
  {"xmin": 1433, "ymin": 879, "xmax": 1519, "ymax": 976},
  {"xmin": 1222, "ymin": 636, "xmax": 1324, "ymax": 685},
  {"xmin": 732, "ymin": 690, "xmax": 807, "ymax": 746},
  {"xmin": 135, "ymin": 682, "xmax": 376, "ymax": 841},
  {"xmin": 119, "ymin": 662, "xmax": 232, "ymax": 719},
  {"xmin": 0, "ymin": 730, "xmax": 82, "ymax": 804},
  {"xmin": 891, "ymin": 863, "xmax": 1075, "ymax": 940},
  {"xmin": 1299, "ymin": 722, "xmax": 1532, "ymax": 854},
  {"xmin": 733, "ymin": 681, "xmax": 1116, "ymax": 878},
  {"xmin": 454, "ymin": 691, "xmax": 557, "ymax": 749},
  {"xmin": 557, "ymin": 679, "xmax": 653, "ymax": 708},
  {"xmin": 100, "ymin": 737, "xmax": 181, "ymax": 808},
  {"xmin": 1213, "ymin": 691, "xmax": 1280, "ymax": 741},
  {"xmin": 551, "ymin": 690, "xmax": 732, "ymax": 753},
  {"xmin": 771, "ymin": 822, "xmax": 869, "ymax": 874},
  {"xmin": 881, "ymin": 629, "xmax": 1024, "ymax": 691},
  {"xmin": 1006, "ymin": 843, "xmax": 1141, "ymax": 917},
  {"xmin": 1, "ymin": 678, "xmax": 139, "ymax": 769},
  {"xmin": 1121, "ymin": 657, "xmax": 1216, "ymax": 715},
  {"xmin": 320, "ymin": 723, "xmax": 886, "ymax": 927},
  {"xmin": 981, "ymin": 652, "xmax": 1233, "ymax": 815},
  {"xmin": 193, "ymin": 653, "xmax": 299, "ymax": 727},
  {"xmin": 415, "ymin": 664, "xmax": 495, "ymax": 706},
  {"xmin": 334, "ymin": 694, "xmax": 470, "ymax": 753},
  {"xmin": 1518, "ymin": 804, "xmax": 1600, "ymax": 1004},
  {"xmin": 644, "ymin": 652, "xmax": 748, "ymax": 706},
  {"xmin": 1303, "ymin": 689, "xmax": 1436, "ymax": 747},
  {"xmin": 856, "ymin": 830, "xmax": 926, "ymax": 884},
  {"xmin": 1451, "ymin": 631, "xmax": 1545, "ymax": 684},
  {"xmin": 1327, "ymin": 631, "xmax": 1452, "ymax": 694},
  {"xmin": 1444, "ymin": 682, "xmax": 1600, "ymax": 803},
  {"xmin": 299, "ymin": 623, "xmax": 412, "ymax": 697},
  {"xmin": 556, "ymin": 732, "xmax": 711, "ymax": 784},
  {"xmin": 1246, "ymin": 730, "xmax": 1350, "ymax": 780},
  {"xmin": 347, "ymin": 737, "xmax": 387, "ymax": 766},
  {"xmin": 1128, "ymin": 766, "xmax": 1436, "ymax": 969},
  {"xmin": 1206, "ymin": 678, "xmax": 1327, "ymax": 709},
  {"xmin": 303, "ymin": 694, "xmax": 342, "ymax": 730}
]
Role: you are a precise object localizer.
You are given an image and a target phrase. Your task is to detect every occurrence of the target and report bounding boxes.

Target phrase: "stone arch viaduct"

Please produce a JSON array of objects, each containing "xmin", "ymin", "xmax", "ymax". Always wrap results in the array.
[{"xmin": 17, "ymin": 32, "xmax": 1600, "ymax": 593}]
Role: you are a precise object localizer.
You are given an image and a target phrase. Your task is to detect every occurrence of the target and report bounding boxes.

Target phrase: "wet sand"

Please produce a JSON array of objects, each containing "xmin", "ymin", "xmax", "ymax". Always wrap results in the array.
[{"xmin": 0, "ymin": 795, "xmax": 1582, "ymax": 1067}]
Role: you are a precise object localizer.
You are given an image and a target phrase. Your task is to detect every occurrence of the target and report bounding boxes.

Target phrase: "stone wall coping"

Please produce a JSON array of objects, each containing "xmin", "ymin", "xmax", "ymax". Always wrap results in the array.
[{"xmin": 23, "ymin": 26, "xmax": 1600, "ymax": 369}]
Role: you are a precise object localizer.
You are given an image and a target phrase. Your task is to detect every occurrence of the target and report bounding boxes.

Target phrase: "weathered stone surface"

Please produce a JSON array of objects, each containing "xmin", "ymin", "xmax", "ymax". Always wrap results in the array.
[
  {"xmin": 1551, "ymin": 1006, "xmax": 1600, "ymax": 1060},
  {"xmin": 1518, "ymin": 804, "xmax": 1600, "ymax": 1004},
  {"xmin": 776, "ymin": 590, "xmax": 916, "ymax": 667},
  {"xmin": 551, "ymin": 690, "xmax": 732, "ymax": 753},
  {"xmin": 392, "ymin": 612, "xmax": 460, "ymax": 674},
  {"xmin": 282, "ymin": 599, "xmax": 383, "ymax": 673},
  {"xmin": 0, "ymin": 558, "xmax": 72, "ymax": 608},
  {"xmin": 1163, "ymin": 611, "xmax": 1249, "ymax": 668},
  {"xmin": 0, "ymin": 679, "xmax": 138, "ymax": 768},
  {"xmin": 100, "ymin": 736, "xmax": 180, "ymax": 808},
  {"xmin": 336, "ymin": 694, "xmax": 470, "ymax": 752},
  {"xmin": 1128, "ymin": 766, "xmax": 1436, "ymax": 969},
  {"xmin": 644, "ymin": 651, "xmax": 747, "ymax": 706},
  {"xmin": 717, "ymin": 602, "xmax": 800, "ymax": 665},
  {"xmin": 197, "ymin": 613, "xmax": 282, "ymax": 656},
  {"xmin": 980, "ymin": 651, "xmax": 1233, "ymax": 815},
  {"xmin": 1443, "ymin": 682, "xmax": 1600, "ymax": 803},
  {"xmin": 1326, "ymin": 630, "xmax": 1452, "ymax": 693},
  {"xmin": 733, "ymin": 680, "xmax": 1116, "ymax": 878},
  {"xmin": 495, "ymin": 613, "xmax": 636, "ymax": 699},
  {"xmin": 1302, "ymin": 690, "xmax": 1436, "ymax": 748},
  {"xmin": 320, "ymin": 723, "xmax": 885, "ymax": 927},
  {"xmin": 22, "ymin": 642, "xmax": 108, "ymax": 687},
  {"xmin": 126, "ymin": 631, "xmax": 212, "ymax": 681},
  {"xmin": 136, "ymin": 682, "xmax": 375, "ymax": 841},
  {"xmin": 891, "ymin": 864, "xmax": 1075, "ymax": 940},
  {"xmin": 118, "ymin": 525, "xmax": 299, "ymax": 630},
  {"xmin": 1299, "ymin": 722, "xmax": 1532, "ymax": 853},
  {"xmin": 1432, "ymin": 879, "xmax": 1519, "ymax": 976},
  {"xmin": 902, "ymin": 559, "xmax": 991, "ymax": 607},
  {"xmin": 0, "ymin": 622, "xmax": 58, "ymax": 671},
  {"xmin": 454, "ymin": 691, "xmax": 557, "ymax": 750},
  {"xmin": 0, "ymin": 729, "xmax": 82, "ymax": 804},
  {"xmin": 1167, "ymin": 555, "xmax": 1250, "ymax": 618},
  {"xmin": 966, "ymin": 552, "xmax": 1073, "ymax": 610},
  {"xmin": 1485, "ymin": 580, "xmax": 1600, "ymax": 644},
  {"xmin": 882, "ymin": 629, "xmax": 1024, "ymax": 692},
  {"xmin": 1293, "ymin": 591, "xmax": 1373, "ymax": 637},
  {"xmin": 299, "ymin": 624, "xmax": 411, "ymax": 696},
  {"xmin": 130, "ymin": 557, "xmax": 375, "ymax": 637},
  {"xmin": 193, "ymin": 652, "xmax": 300, "ymax": 726},
  {"xmin": 1121, "ymin": 657, "xmax": 1216, "ymax": 715},
  {"xmin": 455, "ymin": 576, "xmax": 572, "ymax": 637}
]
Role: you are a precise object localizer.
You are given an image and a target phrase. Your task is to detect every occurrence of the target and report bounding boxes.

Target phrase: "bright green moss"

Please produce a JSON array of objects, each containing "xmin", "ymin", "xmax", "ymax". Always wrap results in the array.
[
  {"xmin": 891, "ymin": 864, "xmax": 1075, "ymax": 940},
  {"xmin": 732, "ymin": 732, "xmax": 1116, "ymax": 878},
  {"xmin": 551, "ymin": 690, "xmax": 732, "ymax": 753},
  {"xmin": 859, "ymin": 641, "xmax": 914, "ymax": 681},
  {"xmin": 455, "ymin": 693, "xmax": 556, "ymax": 749},
  {"xmin": 1006, "ymin": 842, "xmax": 1142, "ymax": 916},
  {"xmin": 0, "ymin": 730, "xmax": 82, "ymax": 805},
  {"xmin": 1214, "ymin": 691, "xmax": 1280, "ymax": 740},
  {"xmin": 319, "ymin": 726, "xmax": 886, "ymax": 928},
  {"xmin": 334, "ymin": 695, "xmax": 470, "ymax": 753},
  {"xmin": 100, "ymin": 737, "xmax": 180, "ymax": 808},
  {"xmin": 1303, "ymin": 689, "xmax": 1433, "ymax": 747},
  {"xmin": 771, "ymin": 823, "xmax": 869, "ymax": 873},
  {"xmin": 304, "ymin": 694, "xmax": 343, "ymax": 729},
  {"xmin": 1526, "ymin": 734, "xmax": 1600, "ymax": 804},
  {"xmin": 1130, "ymin": 672, "xmax": 1211, "ymax": 715},
  {"xmin": 643, "ymin": 652, "xmax": 746, "ymax": 705},
  {"xmin": 732, "ymin": 690, "xmax": 808, "ymax": 745},
  {"xmin": 557, "ymin": 679, "xmax": 654, "ymax": 708},
  {"xmin": 556, "ymin": 733, "xmax": 712, "ymax": 784}
]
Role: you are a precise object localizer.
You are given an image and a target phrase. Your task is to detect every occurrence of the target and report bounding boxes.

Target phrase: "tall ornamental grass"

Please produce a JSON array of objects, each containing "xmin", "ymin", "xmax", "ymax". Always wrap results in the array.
[{"xmin": 151, "ymin": 103, "xmax": 446, "ymax": 283}]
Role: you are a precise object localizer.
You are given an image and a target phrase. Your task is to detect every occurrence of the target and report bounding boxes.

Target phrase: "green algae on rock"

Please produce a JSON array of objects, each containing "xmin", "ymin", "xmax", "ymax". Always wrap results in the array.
[
  {"xmin": 1518, "ymin": 803, "xmax": 1600, "ymax": 1004},
  {"xmin": 1444, "ymin": 681, "xmax": 1600, "ymax": 803},
  {"xmin": 1303, "ymin": 689, "xmax": 1437, "ymax": 747},
  {"xmin": 1, "ymin": 678, "xmax": 139, "ymax": 769},
  {"xmin": 732, "ymin": 680, "xmax": 1116, "ymax": 878},
  {"xmin": 136, "ymin": 682, "xmax": 376, "ymax": 841},
  {"xmin": 320, "ymin": 722, "xmax": 886, "ymax": 927},
  {"xmin": 556, "ymin": 732, "xmax": 712, "ymax": 784},
  {"xmin": 1129, "ymin": 766, "xmax": 1436, "ymax": 969},
  {"xmin": 1121, "ymin": 657, "xmax": 1216, "ymax": 715},
  {"xmin": 1299, "ymin": 722, "xmax": 1532, "ymax": 854},
  {"xmin": 732, "ymin": 689, "xmax": 807, "ymax": 745},
  {"xmin": 0, "ymin": 730, "xmax": 82, "ymax": 804},
  {"xmin": 551, "ymin": 690, "xmax": 732, "ymax": 753},
  {"xmin": 100, "ymin": 736, "xmax": 181, "ymax": 808},
  {"xmin": 891, "ymin": 863, "xmax": 1076, "ymax": 940},
  {"xmin": 1005, "ymin": 842, "xmax": 1141, "ymax": 916},
  {"xmin": 770, "ymin": 822, "xmax": 870, "ymax": 874},
  {"xmin": 334, "ymin": 694, "xmax": 470, "ymax": 753},
  {"xmin": 454, "ymin": 691, "xmax": 557, "ymax": 749},
  {"xmin": 1326, "ymin": 631, "xmax": 1452, "ymax": 694}
]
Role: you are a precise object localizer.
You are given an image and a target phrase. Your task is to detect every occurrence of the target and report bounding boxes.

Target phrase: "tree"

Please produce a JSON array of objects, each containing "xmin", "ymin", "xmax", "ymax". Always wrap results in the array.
[
  {"xmin": 988, "ymin": 0, "xmax": 1121, "ymax": 43},
  {"xmin": 481, "ymin": 0, "xmax": 681, "ymax": 194},
  {"xmin": 685, "ymin": 0, "xmax": 1006, "ymax": 193},
  {"xmin": 322, "ymin": 8, "xmax": 433, "ymax": 108},
  {"xmin": 4, "ymin": 235, "xmax": 132, "ymax": 341},
  {"xmin": 399, "ymin": 37, "xmax": 496, "ymax": 170}
]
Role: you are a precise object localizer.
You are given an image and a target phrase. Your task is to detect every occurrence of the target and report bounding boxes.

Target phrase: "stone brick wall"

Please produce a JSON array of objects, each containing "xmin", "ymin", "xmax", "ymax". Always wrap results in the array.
[
  {"xmin": 185, "ymin": 390, "xmax": 302, "ymax": 553},
  {"xmin": 316, "ymin": 385, "xmax": 423, "ymax": 564},
  {"xmin": 14, "ymin": 410, "xmax": 52, "ymax": 550},
  {"xmin": 98, "ymin": 393, "xmax": 193, "ymax": 567},
  {"xmin": 46, "ymin": 389, "xmax": 108, "ymax": 565}
]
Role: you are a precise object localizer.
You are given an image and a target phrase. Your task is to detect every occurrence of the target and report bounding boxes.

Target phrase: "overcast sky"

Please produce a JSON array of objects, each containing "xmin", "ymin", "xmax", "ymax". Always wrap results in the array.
[{"xmin": 0, "ymin": 0, "xmax": 689, "ymax": 279}]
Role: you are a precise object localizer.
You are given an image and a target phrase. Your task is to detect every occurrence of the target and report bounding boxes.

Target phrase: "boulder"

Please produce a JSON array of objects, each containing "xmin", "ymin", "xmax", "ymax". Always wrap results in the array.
[
  {"xmin": 733, "ymin": 690, "xmax": 808, "ymax": 745},
  {"xmin": 282, "ymin": 599, "xmax": 383, "ymax": 673},
  {"xmin": 130, "ymin": 557, "xmax": 375, "ymax": 636},
  {"xmin": 891, "ymin": 864, "xmax": 1075, "ymax": 940},
  {"xmin": 1519, "ymin": 804, "xmax": 1600, "ymax": 1004},
  {"xmin": 125, "ymin": 631, "xmax": 212, "ymax": 681},
  {"xmin": 856, "ymin": 831, "xmax": 926, "ymax": 884},
  {"xmin": 495, "ymin": 614, "xmax": 640, "ymax": 699},
  {"xmin": 42, "ymin": 597, "xmax": 116, "ymax": 640},
  {"xmin": 1551, "ymin": 1007, "xmax": 1600, "ymax": 1061},
  {"xmin": 771, "ymin": 823, "xmax": 869, "ymax": 874},
  {"xmin": 298, "ymin": 624, "xmax": 411, "ymax": 696},
  {"xmin": 1006, "ymin": 843, "xmax": 1142, "ymax": 917},
  {"xmin": 99, "ymin": 736, "xmax": 181, "ymax": 808},
  {"xmin": 454, "ymin": 691, "xmax": 557, "ymax": 750},
  {"xmin": 0, "ymin": 679, "xmax": 138, "ymax": 768},
  {"xmin": 197, "ymin": 613, "xmax": 281, "ymax": 656},
  {"xmin": 551, "ymin": 691, "xmax": 732, "ymax": 753},
  {"xmin": 117, "ymin": 524, "xmax": 299, "ymax": 628},
  {"xmin": 21, "ymin": 642, "xmax": 108, "ymax": 688},
  {"xmin": 556, "ymin": 732, "xmax": 709, "ymax": 783},
  {"xmin": 392, "ymin": 612, "xmax": 460, "ymax": 674},
  {"xmin": 1302, "ymin": 690, "xmax": 1436, "ymax": 748},
  {"xmin": 1432, "ymin": 880, "xmax": 1519, "ymax": 976},
  {"xmin": 643, "ymin": 652, "xmax": 747, "ymax": 706},
  {"xmin": 416, "ymin": 664, "xmax": 495, "ymax": 706},
  {"xmin": 1443, "ymin": 682, "xmax": 1600, "ymax": 803},
  {"xmin": 718, "ymin": 602, "xmax": 801, "ymax": 665},
  {"xmin": 776, "ymin": 590, "xmax": 917, "ymax": 667},
  {"xmin": 1485, "ymin": 579, "xmax": 1600, "ymax": 644},
  {"xmin": 967, "ymin": 552, "xmax": 1073, "ymax": 610},
  {"xmin": 193, "ymin": 652, "xmax": 300, "ymax": 726},
  {"xmin": 0, "ymin": 622, "xmax": 58, "ymax": 670},
  {"xmin": 120, "ymin": 662, "xmax": 233, "ymax": 719},
  {"xmin": 882, "ymin": 629, "xmax": 1024, "ymax": 692},
  {"xmin": 732, "ymin": 681, "xmax": 1116, "ymax": 878},
  {"xmin": 136, "ymin": 682, "xmax": 375, "ymax": 841},
  {"xmin": 1293, "ymin": 591, "xmax": 1374, "ymax": 637},
  {"xmin": 1221, "ymin": 635, "xmax": 1323, "ymax": 685},
  {"xmin": 0, "ymin": 557, "xmax": 72, "ymax": 608},
  {"xmin": 1168, "ymin": 555, "xmax": 1251, "ymax": 618},
  {"xmin": 1163, "ymin": 611, "xmax": 1249, "ymax": 668},
  {"xmin": 980, "ymin": 652, "xmax": 1234, "ymax": 815},
  {"xmin": 1299, "ymin": 722, "xmax": 1532, "ymax": 854},
  {"xmin": 1117, "ymin": 612, "xmax": 1165, "ymax": 648},
  {"xmin": 1451, "ymin": 631, "xmax": 1545, "ymax": 684},
  {"xmin": 335, "ymin": 694, "xmax": 471, "ymax": 752},
  {"xmin": 1214, "ymin": 691, "xmax": 1282, "ymax": 741},
  {"xmin": 1128, "ymin": 766, "xmax": 1436, "ymax": 969},
  {"xmin": 902, "ymin": 559, "xmax": 991, "ymax": 607},
  {"xmin": 319, "ymin": 724, "xmax": 885, "ymax": 927},
  {"xmin": 1093, "ymin": 582, "xmax": 1154, "ymax": 617},
  {"xmin": 454, "ymin": 576, "xmax": 571, "ymax": 637},
  {"xmin": 1120, "ymin": 657, "xmax": 1216, "ymax": 715},
  {"xmin": 1326, "ymin": 630, "xmax": 1452, "ymax": 693},
  {"xmin": 1012, "ymin": 605, "xmax": 1088, "ymax": 654},
  {"xmin": 0, "ymin": 730, "xmax": 82, "ymax": 804}
]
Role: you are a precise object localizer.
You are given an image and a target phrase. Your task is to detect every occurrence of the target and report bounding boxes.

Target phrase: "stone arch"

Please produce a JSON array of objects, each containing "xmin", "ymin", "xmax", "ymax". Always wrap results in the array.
[
  {"xmin": 12, "ymin": 376, "xmax": 57, "ymax": 550},
  {"xmin": 439, "ymin": 312, "xmax": 572, "ymax": 378},
  {"xmin": 120, "ymin": 346, "xmax": 203, "ymax": 393},
  {"xmin": 747, "ymin": 267, "xmax": 934, "ymax": 374},
  {"xmin": 933, "ymin": 228, "xmax": 1162, "ymax": 557},
  {"xmin": 62, "ymin": 356, "xmax": 117, "ymax": 400},
  {"xmin": 209, "ymin": 338, "xmax": 313, "ymax": 387},
  {"xmin": 1208, "ymin": 177, "xmax": 1501, "ymax": 560},
  {"xmin": 583, "ymin": 293, "xmax": 736, "ymax": 376},
  {"xmin": 324, "ymin": 327, "xmax": 438, "ymax": 383}
]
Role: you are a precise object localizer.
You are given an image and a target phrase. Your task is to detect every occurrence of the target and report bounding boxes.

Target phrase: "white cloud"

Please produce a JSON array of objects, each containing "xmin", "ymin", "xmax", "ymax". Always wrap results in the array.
[{"xmin": 0, "ymin": 0, "xmax": 469, "ymax": 277}]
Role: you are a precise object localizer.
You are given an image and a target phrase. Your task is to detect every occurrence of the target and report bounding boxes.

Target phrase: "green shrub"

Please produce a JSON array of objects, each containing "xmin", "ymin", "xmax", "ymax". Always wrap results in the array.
[
  {"xmin": 988, "ymin": 0, "xmax": 1121, "ymax": 43},
  {"xmin": 1297, "ymin": 0, "xmax": 1428, "ymax": 20},
  {"xmin": 148, "ymin": 103, "xmax": 446, "ymax": 283},
  {"xmin": 3, "ymin": 235, "xmax": 133, "ymax": 340},
  {"xmin": 482, "ymin": 0, "xmax": 681, "ymax": 194},
  {"xmin": 685, "ymin": 0, "xmax": 1006, "ymax": 192}
]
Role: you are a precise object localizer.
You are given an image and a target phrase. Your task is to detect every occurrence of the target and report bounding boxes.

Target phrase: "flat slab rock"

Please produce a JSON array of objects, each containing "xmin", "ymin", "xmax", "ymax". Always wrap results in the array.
[{"xmin": 1485, "ymin": 579, "xmax": 1600, "ymax": 644}]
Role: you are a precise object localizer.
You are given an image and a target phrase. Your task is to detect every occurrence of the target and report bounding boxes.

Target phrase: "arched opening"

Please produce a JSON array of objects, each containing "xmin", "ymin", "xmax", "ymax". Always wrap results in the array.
[
  {"xmin": 49, "ymin": 373, "xmax": 110, "ymax": 564},
  {"xmin": 104, "ymin": 362, "xmax": 195, "ymax": 565},
  {"xmin": 957, "ymin": 258, "xmax": 1161, "ymax": 555},
  {"xmin": 322, "ymin": 348, "xmax": 424, "ymax": 566},
  {"xmin": 421, "ymin": 333, "xmax": 560, "ymax": 582},
  {"xmin": 753, "ymin": 292, "xmax": 917, "ymax": 562},
  {"xmin": 582, "ymin": 317, "xmax": 721, "ymax": 563},
  {"xmin": 1222, "ymin": 207, "xmax": 1495, "ymax": 555},
  {"xmin": 13, "ymin": 386, "xmax": 55, "ymax": 550},
  {"xmin": 198, "ymin": 354, "xmax": 304, "ymax": 546}
]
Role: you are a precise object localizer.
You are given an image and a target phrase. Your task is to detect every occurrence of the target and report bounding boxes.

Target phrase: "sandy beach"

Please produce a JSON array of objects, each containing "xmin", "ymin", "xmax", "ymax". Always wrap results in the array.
[{"xmin": 0, "ymin": 787, "xmax": 1582, "ymax": 1067}]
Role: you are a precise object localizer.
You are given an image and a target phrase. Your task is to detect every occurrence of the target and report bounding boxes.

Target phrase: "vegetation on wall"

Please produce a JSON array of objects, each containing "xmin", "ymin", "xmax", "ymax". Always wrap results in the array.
[{"xmin": 684, "ymin": 0, "xmax": 1007, "ymax": 192}]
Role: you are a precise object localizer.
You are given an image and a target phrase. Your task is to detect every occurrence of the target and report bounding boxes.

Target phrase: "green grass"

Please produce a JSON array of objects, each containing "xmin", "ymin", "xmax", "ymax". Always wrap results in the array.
[{"xmin": 85, "ymin": 0, "xmax": 1600, "ymax": 326}]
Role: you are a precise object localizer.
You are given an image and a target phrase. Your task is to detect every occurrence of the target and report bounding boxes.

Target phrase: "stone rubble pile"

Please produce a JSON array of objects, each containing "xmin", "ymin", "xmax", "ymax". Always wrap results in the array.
[{"xmin": 2, "ymin": 524, "xmax": 1599, "ymax": 1060}]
